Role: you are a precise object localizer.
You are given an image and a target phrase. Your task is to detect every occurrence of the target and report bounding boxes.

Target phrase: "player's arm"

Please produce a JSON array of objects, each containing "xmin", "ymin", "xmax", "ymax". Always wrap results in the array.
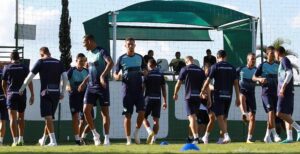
[
  {"xmin": 60, "ymin": 72, "xmax": 68, "ymax": 100},
  {"xmin": 1, "ymin": 80, "xmax": 7, "ymax": 98},
  {"xmin": 161, "ymin": 84, "xmax": 167, "ymax": 110},
  {"xmin": 78, "ymin": 75, "xmax": 89, "ymax": 92},
  {"xmin": 234, "ymin": 79, "xmax": 240, "ymax": 107},
  {"xmin": 173, "ymin": 80, "xmax": 182, "ymax": 101},
  {"xmin": 200, "ymin": 78, "xmax": 211, "ymax": 97},
  {"xmin": 100, "ymin": 56, "xmax": 114, "ymax": 88},
  {"xmin": 113, "ymin": 57, "xmax": 122, "ymax": 81},
  {"xmin": 252, "ymin": 64, "xmax": 267, "ymax": 84},
  {"xmin": 279, "ymin": 69, "xmax": 292, "ymax": 96},
  {"xmin": 19, "ymin": 72, "xmax": 36, "ymax": 95},
  {"xmin": 28, "ymin": 81, "xmax": 34, "ymax": 105}
]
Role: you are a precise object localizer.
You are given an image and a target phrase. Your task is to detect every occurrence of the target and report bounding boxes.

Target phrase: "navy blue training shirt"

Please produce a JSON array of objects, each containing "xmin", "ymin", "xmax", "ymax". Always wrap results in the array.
[{"xmin": 179, "ymin": 64, "xmax": 206, "ymax": 100}]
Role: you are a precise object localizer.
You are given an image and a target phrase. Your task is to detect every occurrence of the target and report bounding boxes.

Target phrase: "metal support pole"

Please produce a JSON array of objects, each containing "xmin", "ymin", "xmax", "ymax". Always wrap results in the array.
[
  {"xmin": 259, "ymin": 0, "xmax": 264, "ymax": 64},
  {"xmin": 111, "ymin": 11, "xmax": 118, "ymax": 64},
  {"xmin": 15, "ymin": 0, "xmax": 19, "ymax": 51}
]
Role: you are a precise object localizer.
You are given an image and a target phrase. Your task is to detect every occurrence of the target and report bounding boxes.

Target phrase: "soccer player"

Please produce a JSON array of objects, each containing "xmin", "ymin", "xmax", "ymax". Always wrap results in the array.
[
  {"xmin": 67, "ymin": 53, "xmax": 89, "ymax": 145},
  {"xmin": 143, "ymin": 59, "xmax": 167, "ymax": 144},
  {"xmin": 173, "ymin": 56, "xmax": 209, "ymax": 144},
  {"xmin": 2, "ymin": 51, "xmax": 34, "ymax": 146},
  {"xmin": 0, "ymin": 64, "xmax": 8, "ymax": 146},
  {"xmin": 200, "ymin": 50, "xmax": 240, "ymax": 144},
  {"xmin": 113, "ymin": 37, "xmax": 148, "ymax": 145},
  {"xmin": 236, "ymin": 53, "xmax": 257, "ymax": 143},
  {"xmin": 81, "ymin": 35, "xmax": 114, "ymax": 146},
  {"xmin": 275, "ymin": 46, "xmax": 300, "ymax": 143},
  {"xmin": 253, "ymin": 46, "xmax": 281, "ymax": 143},
  {"xmin": 19, "ymin": 47, "xmax": 68, "ymax": 146}
]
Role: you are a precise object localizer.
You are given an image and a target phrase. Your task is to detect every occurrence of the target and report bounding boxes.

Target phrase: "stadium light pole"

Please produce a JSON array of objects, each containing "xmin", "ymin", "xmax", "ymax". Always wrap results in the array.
[
  {"xmin": 259, "ymin": 0, "xmax": 264, "ymax": 64},
  {"xmin": 15, "ymin": 0, "xmax": 19, "ymax": 51}
]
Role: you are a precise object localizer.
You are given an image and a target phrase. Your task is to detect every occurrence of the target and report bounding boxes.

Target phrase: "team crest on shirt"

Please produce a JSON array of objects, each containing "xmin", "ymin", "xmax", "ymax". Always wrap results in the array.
[
  {"xmin": 123, "ymin": 108, "xmax": 127, "ymax": 112},
  {"xmin": 71, "ymin": 108, "xmax": 75, "ymax": 112}
]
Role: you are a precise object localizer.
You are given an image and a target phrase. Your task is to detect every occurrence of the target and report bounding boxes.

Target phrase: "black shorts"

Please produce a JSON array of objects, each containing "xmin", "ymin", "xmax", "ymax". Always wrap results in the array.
[
  {"xmin": 261, "ymin": 94, "xmax": 277, "ymax": 113},
  {"xmin": 145, "ymin": 97, "xmax": 161, "ymax": 118},
  {"xmin": 212, "ymin": 95, "xmax": 231, "ymax": 118},
  {"xmin": 240, "ymin": 90, "xmax": 256, "ymax": 113},
  {"xmin": 6, "ymin": 92, "xmax": 26, "ymax": 113},
  {"xmin": 277, "ymin": 93, "xmax": 294, "ymax": 115},
  {"xmin": 185, "ymin": 97, "xmax": 201, "ymax": 116},
  {"xmin": 0, "ymin": 97, "xmax": 8, "ymax": 121},
  {"xmin": 40, "ymin": 94, "xmax": 59, "ymax": 119},
  {"xmin": 196, "ymin": 109, "xmax": 209, "ymax": 125},
  {"xmin": 84, "ymin": 86, "xmax": 110, "ymax": 107},
  {"xmin": 122, "ymin": 93, "xmax": 145, "ymax": 115}
]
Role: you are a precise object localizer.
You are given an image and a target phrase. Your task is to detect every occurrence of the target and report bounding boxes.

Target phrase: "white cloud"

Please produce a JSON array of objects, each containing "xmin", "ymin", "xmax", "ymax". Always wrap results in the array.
[
  {"xmin": 291, "ymin": 13, "xmax": 300, "ymax": 28},
  {"xmin": 19, "ymin": 6, "xmax": 60, "ymax": 24},
  {"xmin": 0, "ymin": 1, "xmax": 60, "ymax": 47}
]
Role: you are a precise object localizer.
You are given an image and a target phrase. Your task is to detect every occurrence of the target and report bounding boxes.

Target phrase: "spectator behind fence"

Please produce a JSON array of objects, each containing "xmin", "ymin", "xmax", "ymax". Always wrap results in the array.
[
  {"xmin": 169, "ymin": 51, "xmax": 185, "ymax": 74},
  {"xmin": 203, "ymin": 49, "xmax": 216, "ymax": 66},
  {"xmin": 144, "ymin": 50, "xmax": 155, "ymax": 64}
]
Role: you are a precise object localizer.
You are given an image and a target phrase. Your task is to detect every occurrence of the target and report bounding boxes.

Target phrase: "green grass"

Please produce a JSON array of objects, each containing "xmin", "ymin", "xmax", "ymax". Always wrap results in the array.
[{"xmin": 1, "ymin": 142, "xmax": 300, "ymax": 154}]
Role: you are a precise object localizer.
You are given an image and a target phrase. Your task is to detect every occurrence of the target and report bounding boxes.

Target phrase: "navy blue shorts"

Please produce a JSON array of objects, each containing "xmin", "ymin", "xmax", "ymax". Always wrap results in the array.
[
  {"xmin": 241, "ymin": 90, "xmax": 256, "ymax": 113},
  {"xmin": 6, "ymin": 92, "xmax": 26, "ymax": 113},
  {"xmin": 212, "ymin": 95, "xmax": 231, "ymax": 118},
  {"xmin": 197, "ymin": 109, "xmax": 209, "ymax": 125},
  {"xmin": 69, "ymin": 92, "xmax": 84, "ymax": 115},
  {"xmin": 277, "ymin": 93, "xmax": 294, "ymax": 115},
  {"xmin": 40, "ymin": 94, "xmax": 59, "ymax": 118},
  {"xmin": 84, "ymin": 86, "xmax": 110, "ymax": 107},
  {"xmin": 0, "ymin": 97, "xmax": 8, "ymax": 121},
  {"xmin": 122, "ymin": 92, "xmax": 145, "ymax": 115},
  {"xmin": 261, "ymin": 94, "xmax": 277, "ymax": 113},
  {"xmin": 145, "ymin": 97, "xmax": 161, "ymax": 118},
  {"xmin": 185, "ymin": 98, "xmax": 201, "ymax": 116}
]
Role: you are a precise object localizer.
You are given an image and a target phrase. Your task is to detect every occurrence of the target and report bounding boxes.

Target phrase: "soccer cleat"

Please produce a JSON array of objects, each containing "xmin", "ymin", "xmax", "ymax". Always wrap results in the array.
[
  {"xmin": 17, "ymin": 141, "xmax": 24, "ymax": 146},
  {"xmin": 150, "ymin": 138, "xmax": 156, "ymax": 145},
  {"xmin": 146, "ymin": 132, "xmax": 155, "ymax": 144},
  {"xmin": 280, "ymin": 139, "xmax": 293, "ymax": 144},
  {"xmin": 126, "ymin": 141, "xmax": 131, "ymax": 145},
  {"xmin": 75, "ymin": 140, "xmax": 84, "ymax": 146},
  {"xmin": 47, "ymin": 142, "xmax": 57, "ymax": 146},
  {"xmin": 274, "ymin": 135, "xmax": 282, "ymax": 143},
  {"xmin": 38, "ymin": 138, "xmax": 46, "ymax": 146},
  {"xmin": 202, "ymin": 136, "xmax": 209, "ymax": 144},
  {"xmin": 246, "ymin": 139, "xmax": 255, "ymax": 144},
  {"xmin": 103, "ymin": 138, "xmax": 110, "ymax": 146},
  {"xmin": 223, "ymin": 136, "xmax": 231, "ymax": 144},
  {"xmin": 186, "ymin": 137, "xmax": 193, "ymax": 143},
  {"xmin": 192, "ymin": 138, "xmax": 200, "ymax": 144},
  {"xmin": 216, "ymin": 138, "xmax": 224, "ymax": 144},
  {"xmin": 134, "ymin": 131, "xmax": 140, "ymax": 144},
  {"xmin": 263, "ymin": 136, "xmax": 273, "ymax": 143},
  {"xmin": 93, "ymin": 136, "xmax": 101, "ymax": 146},
  {"xmin": 80, "ymin": 138, "xmax": 87, "ymax": 145},
  {"xmin": 11, "ymin": 143, "xmax": 18, "ymax": 147},
  {"xmin": 297, "ymin": 131, "xmax": 300, "ymax": 141}
]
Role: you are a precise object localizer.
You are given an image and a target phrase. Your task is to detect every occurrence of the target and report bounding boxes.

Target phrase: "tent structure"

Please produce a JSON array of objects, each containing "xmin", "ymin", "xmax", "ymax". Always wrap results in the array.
[{"xmin": 83, "ymin": 0, "xmax": 257, "ymax": 66}]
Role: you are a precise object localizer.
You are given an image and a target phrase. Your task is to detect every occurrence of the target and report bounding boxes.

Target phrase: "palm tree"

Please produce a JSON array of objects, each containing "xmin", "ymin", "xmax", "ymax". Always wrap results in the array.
[{"xmin": 256, "ymin": 38, "xmax": 299, "ymax": 74}]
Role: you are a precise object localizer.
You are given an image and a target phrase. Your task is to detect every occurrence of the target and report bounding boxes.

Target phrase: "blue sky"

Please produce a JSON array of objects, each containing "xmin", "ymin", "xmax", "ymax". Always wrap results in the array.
[{"xmin": 0, "ymin": 0, "xmax": 299, "ymax": 81}]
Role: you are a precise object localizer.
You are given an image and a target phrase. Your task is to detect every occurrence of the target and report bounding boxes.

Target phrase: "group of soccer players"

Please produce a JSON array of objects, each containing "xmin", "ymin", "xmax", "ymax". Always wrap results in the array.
[{"xmin": 0, "ymin": 34, "xmax": 299, "ymax": 147}]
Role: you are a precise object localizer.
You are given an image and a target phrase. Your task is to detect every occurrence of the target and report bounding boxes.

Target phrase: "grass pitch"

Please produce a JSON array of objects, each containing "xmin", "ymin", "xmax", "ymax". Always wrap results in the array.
[{"xmin": 1, "ymin": 142, "xmax": 300, "ymax": 154}]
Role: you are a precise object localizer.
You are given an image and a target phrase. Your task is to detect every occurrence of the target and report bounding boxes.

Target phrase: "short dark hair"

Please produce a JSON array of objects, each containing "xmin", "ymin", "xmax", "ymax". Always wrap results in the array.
[
  {"xmin": 148, "ymin": 50, "xmax": 154, "ymax": 54},
  {"xmin": 275, "ymin": 46, "xmax": 286, "ymax": 54},
  {"xmin": 148, "ymin": 59, "xmax": 157, "ymax": 66},
  {"xmin": 76, "ymin": 53, "xmax": 86, "ymax": 60},
  {"xmin": 266, "ymin": 46, "xmax": 275, "ymax": 53},
  {"xmin": 10, "ymin": 51, "xmax": 20, "ymax": 61},
  {"xmin": 247, "ymin": 52, "xmax": 255, "ymax": 57},
  {"xmin": 83, "ymin": 34, "xmax": 95, "ymax": 41},
  {"xmin": 125, "ymin": 37, "xmax": 135, "ymax": 42},
  {"xmin": 206, "ymin": 49, "xmax": 211, "ymax": 54},
  {"xmin": 40, "ymin": 47, "xmax": 50, "ymax": 55},
  {"xmin": 175, "ymin": 51, "xmax": 180, "ymax": 55},
  {"xmin": 217, "ymin": 50, "xmax": 227, "ymax": 58}
]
